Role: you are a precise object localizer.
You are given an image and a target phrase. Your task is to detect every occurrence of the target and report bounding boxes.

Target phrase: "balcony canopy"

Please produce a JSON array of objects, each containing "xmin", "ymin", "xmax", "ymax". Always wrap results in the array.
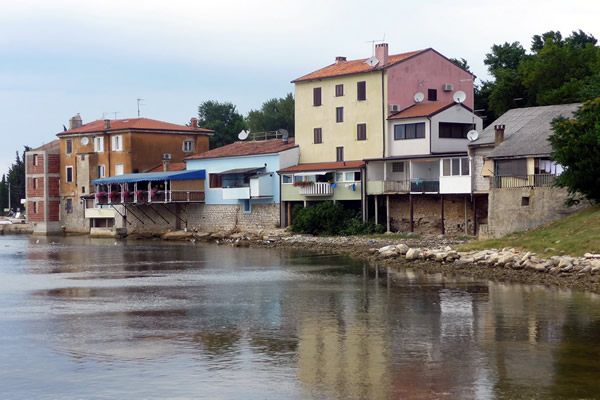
[
  {"xmin": 92, "ymin": 169, "xmax": 205, "ymax": 185},
  {"xmin": 216, "ymin": 167, "xmax": 264, "ymax": 175},
  {"xmin": 293, "ymin": 170, "xmax": 332, "ymax": 176}
]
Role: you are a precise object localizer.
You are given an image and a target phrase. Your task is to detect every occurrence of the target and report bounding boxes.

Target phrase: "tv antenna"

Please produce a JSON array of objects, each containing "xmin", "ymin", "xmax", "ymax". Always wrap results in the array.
[
  {"xmin": 112, "ymin": 111, "xmax": 120, "ymax": 119},
  {"xmin": 413, "ymin": 92, "xmax": 425, "ymax": 103},
  {"xmin": 137, "ymin": 98, "xmax": 145, "ymax": 117},
  {"xmin": 453, "ymin": 91, "xmax": 467, "ymax": 104},
  {"xmin": 467, "ymin": 130, "xmax": 479, "ymax": 141},
  {"xmin": 238, "ymin": 130, "xmax": 249, "ymax": 140}
]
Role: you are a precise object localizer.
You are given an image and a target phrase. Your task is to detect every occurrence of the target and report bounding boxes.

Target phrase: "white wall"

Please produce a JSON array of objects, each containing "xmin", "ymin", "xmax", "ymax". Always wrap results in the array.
[
  {"xmin": 430, "ymin": 105, "xmax": 483, "ymax": 153},
  {"xmin": 387, "ymin": 117, "xmax": 430, "ymax": 157}
]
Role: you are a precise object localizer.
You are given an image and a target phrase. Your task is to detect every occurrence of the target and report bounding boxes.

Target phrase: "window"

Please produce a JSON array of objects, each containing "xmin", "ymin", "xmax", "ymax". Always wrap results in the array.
[
  {"xmin": 313, "ymin": 87, "xmax": 322, "ymax": 106},
  {"xmin": 439, "ymin": 123, "xmax": 471, "ymax": 139},
  {"xmin": 335, "ymin": 84, "xmax": 344, "ymax": 97},
  {"xmin": 314, "ymin": 128, "xmax": 322, "ymax": 144},
  {"xmin": 209, "ymin": 174, "xmax": 222, "ymax": 188},
  {"xmin": 82, "ymin": 186, "xmax": 85, "ymax": 194},
  {"xmin": 97, "ymin": 165, "xmax": 105, "ymax": 178},
  {"xmin": 357, "ymin": 81, "xmax": 366, "ymax": 101},
  {"xmin": 336, "ymin": 107, "xmax": 344, "ymax": 123},
  {"xmin": 522, "ymin": 196, "xmax": 530, "ymax": 206},
  {"xmin": 111, "ymin": 135, "xmax": 122, "ymax": 151},
  {"xmin": 66, "ymin": 166, "xmax": 73, "ymax": 183},
  {"xmin": 66, "ymin": 140, "xmax": 72, "ymax": 154},
  {"xmin": 243, "ymin": 199, "xmax": 251, "ymax": 213},
  {"xmin": 183, "ymin": 140, "xmax": 194, "ymax": 152},
  {"xmin": 336, "ymin": 146, "xmax": 344, "ymax": 162},
  {"xmin": 442, "ymin": 157, "xmax": 470, "ymax": 176},
  {"xmin": 428, "ymin": 89, "xmax": 437, "ymax": 101},
  {"xmin": 393, "ymin": 123, "xmax": 425, "ymax": 140},
  {"xmin": 282, "ymin": 175, "xmax": 293, "ymax": 184},
  {"xmin": 94, "ymin": 136, "xmax": 104, "ymax": 152},
  {"xmin": 357, "ymin": 123, "xmax": 367, "ymax": 141},
  {"xmin": 33, "ymin": 154, "xmax": 38, "ymax": 166},
  {"xmin": 335, "ymin": 171, "xmax": 361, "ymax": 182},
  {"xmin": 496, "ymin": 159, "xmax": 527, "ymax": 177},
  {"xmin": 66, "ymin": 198, "xmax": 73, "ymax": 214},
  {"xmin": 33, "ymin": 202, "xmax": 37, "ymax": 214},
  {"xmin": 32, "ymin": 178, "xmax": 38, "ymax": 190},
  {"xmin": 115, "ymin": 164, "xmax": 124, "ymax": 176},
  {"xmin": 392, "ymin": 162, "xmax": 404, "ymax": 173}
]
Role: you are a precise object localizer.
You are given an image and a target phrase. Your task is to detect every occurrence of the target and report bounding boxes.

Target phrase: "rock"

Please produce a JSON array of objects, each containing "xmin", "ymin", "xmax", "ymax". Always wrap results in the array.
[
  {"xmin": 444, "ymin": 246, "xmax": 453, "ymax": 252},
  {"xmin": 396, "ymin": 244, "xmax": 409, "ymax": 254},
  {"xmin": 549, "ymin": 266, "xmax": 561, "ymax": 274},
  {"xmin": 534, "ymin": 264, "xmax": 548, "ymax": 272},
  {"xmin": 378, "ymin": 245, "xmax": 397, "ymax": 254},
  {"xmin": 497, "ymin": 254, "xmax": 516, "ymax": 266},
  {"xmin": 368, "ymin": 248, "xmax": 379, "ymax": 255},
  {"xmin": 591, "ymin": 266, "xmax": 600, "ymax": 274},
  {"xmin": 472, "ymin": 252, "xmax": 487, "ymax": 262},
  {"xmin": 558, "ymin": 257, "xmax": 573, "ymax": 269},
  {"xmin": 405, "ymin": 248, "xmax": 421, "ymax": 260},
  {"xmin": 584, "ymin": 253, "xmax": 600, "ymax": 259},
  {"xmin": 434, "ymin": 252, "xmax": 448, "ymax": 261},
  {"xmin": 211, "ymin": 231, "xmax": 226, "ymax": 240},
  {"xmin": 580, "ymin": 265, "xmax": 593, "ymax": 274},
  {"xmin": 379, "ymin": 250, "xmax": 398, "ymax": 259}
]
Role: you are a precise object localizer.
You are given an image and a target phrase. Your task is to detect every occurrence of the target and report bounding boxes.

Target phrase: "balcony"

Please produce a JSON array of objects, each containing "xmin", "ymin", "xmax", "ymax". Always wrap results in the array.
[
  {"xmin": 299, "ymin": 182, "xmax": 333, "ymax": 196},
  {"xmin": 410, "ymin": 179, "xmax": 440, "ymax": 193},
  {"xmin": 223, "ymin": 186, "xmax": 251, "ymax": 200},
  {"xmin": 493, "ymin": 174, "xmax": 556, "ymax": 189}
]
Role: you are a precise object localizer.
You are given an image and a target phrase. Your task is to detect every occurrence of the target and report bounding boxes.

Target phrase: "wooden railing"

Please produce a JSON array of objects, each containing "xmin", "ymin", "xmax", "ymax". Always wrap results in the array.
[
  {"xmin": 493, "ymin": 174, "xmax": 556, "ymax": 189},
  {"xmin": 94, "ymin": 190, "xmax": 205, "ymax": 204},
  {"xmin": 170, "ymin": 190, "xmax": 205, "ymax": 202}
]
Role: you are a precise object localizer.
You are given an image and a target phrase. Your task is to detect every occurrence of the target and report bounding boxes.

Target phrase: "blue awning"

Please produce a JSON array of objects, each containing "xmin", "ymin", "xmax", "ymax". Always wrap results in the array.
[{"xmin": 92, "ymin": 169, "xmax": 205, "ymax": 185}]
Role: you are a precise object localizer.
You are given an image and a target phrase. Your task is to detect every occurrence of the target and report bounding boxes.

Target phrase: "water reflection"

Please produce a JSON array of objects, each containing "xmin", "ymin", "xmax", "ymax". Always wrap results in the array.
[{"xmin": 1, "ymin": 235, "xmax": 600, "ymax": 399}]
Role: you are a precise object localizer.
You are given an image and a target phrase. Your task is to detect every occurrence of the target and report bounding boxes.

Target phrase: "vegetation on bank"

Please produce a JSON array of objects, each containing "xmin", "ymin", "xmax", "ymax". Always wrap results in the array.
[
  {"xmin": 457, "ymin": 204, "xmax": 600, "ymax": 257},
  {"xmin": 291, "ymin": 202, "xmax": 385, "ymax": 236}
]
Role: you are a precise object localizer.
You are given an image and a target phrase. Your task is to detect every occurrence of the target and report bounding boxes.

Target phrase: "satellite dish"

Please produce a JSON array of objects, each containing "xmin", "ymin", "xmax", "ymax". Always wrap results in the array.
[
  {"xmin": 364, "ymin": 56, "xmax": 380, "ymax": 67},
  {"xmin": 414, "ymin": 92, "xmax": 425, "ymax": 103},
  {"xmin": 238, "ymin": 130, "xmax": 249, "ymax": 140},
  {"xmin": 80, "ymin": 137, "xmax": 89, "ymax": 145},
  {"xmin": 453, "ymin": 90, "xmax": 467, "ymax": 104},
  {"xmin": 467, "ymin": 130, "xmax": 479, "ymax": 141}
]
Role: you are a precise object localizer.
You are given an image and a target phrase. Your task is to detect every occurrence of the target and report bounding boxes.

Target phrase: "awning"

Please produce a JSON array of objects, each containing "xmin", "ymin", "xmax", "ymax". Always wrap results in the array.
[
  {"xmin": 293, "ymin": 170, "xmax": 332, "ymax": 177},
  {"xmin": 92, "ymin": 169, "xmax": 205, "ymax": 185},
  {"xmin": 217, "ymin": 167, "xmax": 264, "ymax": 175}
]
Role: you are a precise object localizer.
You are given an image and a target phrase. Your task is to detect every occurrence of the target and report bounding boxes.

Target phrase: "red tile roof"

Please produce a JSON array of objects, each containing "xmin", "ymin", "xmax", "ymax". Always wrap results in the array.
[
  {"xmin": 292, "ymin": 49, "xmax": 428, "ymax": 83},
  {"xmin": 57, "ymin": 118, "xmax": 214, "ymax": 136},
  {"xmin": 31, "ymin": 139, "xmax": 60, "ymax": 152},
  {"xmin": 279, "ymin": 160, "xmax": 364, "ymax": 172},
  {"xmin": 185, "ymin": 138, "xmax": 297, "ymax": 160},
  {"xmin": 388, "ymin": 102, "xmax": 470, "ymax": 120},
  {"xmin": 146, "ymin": 162, "xmax": 187, "ymax": 173}
]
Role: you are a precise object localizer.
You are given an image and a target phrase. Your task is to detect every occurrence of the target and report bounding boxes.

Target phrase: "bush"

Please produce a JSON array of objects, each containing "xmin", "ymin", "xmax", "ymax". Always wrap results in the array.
[{"xmin": 291, "ymin": 202, "xmax": 385, "ymax": 236}]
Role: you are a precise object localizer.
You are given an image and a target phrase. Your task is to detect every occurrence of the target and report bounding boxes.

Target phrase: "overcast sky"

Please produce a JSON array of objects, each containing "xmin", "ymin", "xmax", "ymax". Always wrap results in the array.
[{"xmin": 1, "ymin": 0, "xmax": 599, "ymax": 176}]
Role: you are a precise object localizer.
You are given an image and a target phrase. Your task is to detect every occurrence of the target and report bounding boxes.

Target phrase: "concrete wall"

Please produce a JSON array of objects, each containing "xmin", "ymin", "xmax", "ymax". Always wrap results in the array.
[
  {"xmin": 126, "ymin": 203, "xmax": 281, "ymax": 235},
  {"xmin": 487, "ymin": 187, "xmax": 586, "ymax": 238},
  {"xmin": 25, "ymin": 149, "xmax": 61, "ymax": 234},
  {"xmin": 469, "ymin": 145, "xmax": 494, "ymax": 193}
]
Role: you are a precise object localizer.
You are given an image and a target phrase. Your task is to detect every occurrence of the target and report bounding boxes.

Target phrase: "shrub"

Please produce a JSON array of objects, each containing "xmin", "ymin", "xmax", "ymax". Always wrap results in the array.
[{"xmin": 291, "ymin": 202, "xmax": 385, "ymax": 236}]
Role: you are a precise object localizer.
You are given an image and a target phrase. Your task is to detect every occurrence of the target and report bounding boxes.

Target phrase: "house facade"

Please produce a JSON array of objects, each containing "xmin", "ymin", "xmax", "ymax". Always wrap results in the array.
[
  {"xmin": 366, "ymin": 102, "xmax": 483, "ymax": 234},
  {"xmin": 24, "ymin": 140, "xmax": 61, "ymax": 234},
  {"xmin": 56, "ymin": 114, "xmax": 212, "ymax": 233},
  {"xmin": 469, "ymin": 103, "xmax": 585, "ymax": 238},
  {"xmin": 285, "ymin": 43, "xmax": 476, "ymax": 227}
]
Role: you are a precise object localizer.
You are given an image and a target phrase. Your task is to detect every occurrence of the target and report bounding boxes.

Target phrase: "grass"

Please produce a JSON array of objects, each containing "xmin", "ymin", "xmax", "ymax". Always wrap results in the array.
[{"xmin": 456, "ymin": 204, "xmax": 600, "ymax": 257}]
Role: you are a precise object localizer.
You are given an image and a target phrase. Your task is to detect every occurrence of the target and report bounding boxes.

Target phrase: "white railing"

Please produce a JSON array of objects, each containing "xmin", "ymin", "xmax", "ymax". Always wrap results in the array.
[{"xmin": 299, "ymin": 182, "xmax": 333, "ymax": 196}]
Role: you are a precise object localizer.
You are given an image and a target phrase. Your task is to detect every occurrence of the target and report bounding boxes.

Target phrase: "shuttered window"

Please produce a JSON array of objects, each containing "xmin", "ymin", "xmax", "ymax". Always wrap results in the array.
[
  {"xmin": 357, "ymin": 81, "xmax": 366, "ymax": 101},
  {"xmin": 335, "ymin": 84, "xmax": 344, "ymax": 97},
  {"xmin": 357, "ymin": 123, "xmax": 367, "ymax": 140},
  {"xmin": 314, "ymin": 128, "xmax": 322, "ymax": 144},
  {"xmin": 313, "ymin": 87, "xmax": 322, "ymax": 106}
]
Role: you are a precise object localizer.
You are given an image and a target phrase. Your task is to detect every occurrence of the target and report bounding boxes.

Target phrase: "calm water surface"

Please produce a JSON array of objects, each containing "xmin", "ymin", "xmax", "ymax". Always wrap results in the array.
[{"xmin": 1, "ymin": 235, "xmax": 600, "ymax": 399}]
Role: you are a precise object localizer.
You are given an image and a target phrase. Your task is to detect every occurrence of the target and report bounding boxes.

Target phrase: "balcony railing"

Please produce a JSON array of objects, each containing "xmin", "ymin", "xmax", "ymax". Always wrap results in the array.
[
  {"xmin": 493, "ymin": 174, "xmax": 556, "ymax": 189},
  {"xmin": 383, "ymin": 180, "xmax": 410, "ymax": 193},
  {"xmin": 410, "ymin": 179, "xmax": 440, "ymax": 193},
  {"xmin": 95, "ymin": 190, "xmax": 205, "ymax": 205},
  {"xmin": 299, "ymin": 182, "xmax": 333, "ymax": 196},
  {"xmin": 170, "ymin": 190, "xmax": 205, "ymax": 202}
]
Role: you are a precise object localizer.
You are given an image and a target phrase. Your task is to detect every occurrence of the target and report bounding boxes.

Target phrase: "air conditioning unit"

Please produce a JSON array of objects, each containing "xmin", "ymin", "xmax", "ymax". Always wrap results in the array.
[
  {"xmin": 162, "ymin": 153, "xmax": 172, "ymax": 160},
  {"xmin": 389, "ymin": 104, "xmax": 401, "ymax": 112},
  {"xmin": 443, "ymin": 83, "xmax": 454, "ymax": 92}
]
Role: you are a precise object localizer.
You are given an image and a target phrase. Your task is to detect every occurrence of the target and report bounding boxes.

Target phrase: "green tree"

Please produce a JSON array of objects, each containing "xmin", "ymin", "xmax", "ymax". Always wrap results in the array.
[
  {"xmin": 197, "ymin": 101, "xmax": 247, "ymax": 149},
  {"xmin": 4, "ymin": 146, "xmax": 30, "ymax": 212},
  {"xmin": 246, "ymin": 93, "xmax": 295, "ymax": 135},
  {"xmin": 549, "ymin": 98, "xmax": 600, "ymax": 204},
  {"xmin": 0, "ymin": 175, "xmax": 7, "ymax": 215},
  {"xmin": 449, "ymin": 57, "xmax": 471, "ymax": 73}
]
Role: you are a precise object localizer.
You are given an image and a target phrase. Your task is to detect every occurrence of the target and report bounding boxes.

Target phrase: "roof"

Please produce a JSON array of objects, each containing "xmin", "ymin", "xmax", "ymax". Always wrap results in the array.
[
  {"xmin": 279, "ymin": 161, "xmax": 365, "ymax": 173},
  {"xmin": 92, "ymin": 169, "xmax": 205, "ymax": 185},
  {"xmin": 216, "ymin": 167, "xmax": 264, "ymax": 175},
  {"xmin": 31, "ymin": 139, "xmax": 60, "ymax": 152},
  {"xmin": 146, "ymin": 162, "xmax": 186, "ymax": 173},
  {"xmin": 470, "ymin": 103, "xmax": 581, "ymax": 158},
  {"xmin": 292, "ymin": 49, "xmax": 428, "ymax": 83},
  {"xmin": 364, "ymin": 152, "xmax": 468, "ymax": 162},
  {"xmin": 185, "ymin": 138, "xmax": 296, "ymax": 160},
  {"xmin": 58, "ymin": 118, "xmax": 214, "ymax": 136},
  {"xmin": 388, "ymin": 102, "xmax": 471, "ymax": 120}
]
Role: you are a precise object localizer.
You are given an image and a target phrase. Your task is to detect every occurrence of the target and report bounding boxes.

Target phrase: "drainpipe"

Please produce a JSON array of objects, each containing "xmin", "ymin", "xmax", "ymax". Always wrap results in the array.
[{"xmin": 381, "ymin": 70, "xmax": 386, "ymax": 158}]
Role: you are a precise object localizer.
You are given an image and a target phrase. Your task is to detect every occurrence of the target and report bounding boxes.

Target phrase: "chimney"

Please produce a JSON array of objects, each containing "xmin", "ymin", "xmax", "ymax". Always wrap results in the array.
[
  {"xmin": 104, "ymin": 119, "xmax": 111, "ymax": 130},
  {"xmin": 335, "ymin": 56, "xmax": 347, "ymax": 64},
  {"xmin": 69, "ymin": 113, "xmax": 82, "ymax": 130},
  {"xmin": 494, "ymin": 124, "xmax": 505, "ymax": 146},
  {"xmin": 162, "ymin": 159, "xmax": 170, "ymax": 172},
  {"xmin": 375, "ymin": 43, "xmax": 389, "ymax": 66},
  {"xmin": 190, "ymin": 117, "xmax": 198, "ymax": 130}
]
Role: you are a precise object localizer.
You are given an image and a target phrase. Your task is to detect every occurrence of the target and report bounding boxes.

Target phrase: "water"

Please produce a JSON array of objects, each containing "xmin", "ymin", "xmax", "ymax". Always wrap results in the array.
[{"xmin": 1, "ymin": 235, "xmax": 600, "ymax": 399}]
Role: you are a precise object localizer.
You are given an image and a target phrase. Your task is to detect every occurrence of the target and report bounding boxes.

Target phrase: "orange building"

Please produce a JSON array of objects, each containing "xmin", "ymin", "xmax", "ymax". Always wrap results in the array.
[{"xmin": 57, "ymin": 114, "xmax": 213, "ymax": 233}]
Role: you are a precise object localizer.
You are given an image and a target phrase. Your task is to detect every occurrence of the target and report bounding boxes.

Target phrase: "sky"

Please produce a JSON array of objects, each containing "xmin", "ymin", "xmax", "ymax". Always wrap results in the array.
[{"xmin": 1, "ymin": 0, "xmax": 599, "ymax": 176}]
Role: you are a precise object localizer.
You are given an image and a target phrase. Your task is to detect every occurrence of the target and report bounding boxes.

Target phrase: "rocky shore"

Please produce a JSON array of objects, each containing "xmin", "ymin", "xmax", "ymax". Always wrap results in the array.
[{"xmin": 154, "ymin": 229, "xmax": 600, "ymax": 293}]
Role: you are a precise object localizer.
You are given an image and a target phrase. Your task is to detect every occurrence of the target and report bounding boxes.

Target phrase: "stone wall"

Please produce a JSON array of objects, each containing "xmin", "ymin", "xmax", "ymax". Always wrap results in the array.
[
  {"xmin": 126, "ymin": 203, "xmax": 280, "ymax": 235},
  {"xmin": 388, "ymin": 194, "xmax": 475, "ymax": 235},
  {"xmin": 488, "ymin": 187, "xmax": 587, "ymax": 238}
]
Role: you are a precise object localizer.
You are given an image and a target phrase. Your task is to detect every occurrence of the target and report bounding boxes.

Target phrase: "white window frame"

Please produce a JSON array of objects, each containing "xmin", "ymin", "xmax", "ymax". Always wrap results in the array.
[
  {"xmin": 94, "ymin": 136, "xmax": 104, "ymax": 153},
  {"xmin": 335, "ymin": 170, "xmax": 360, "ymax": 182},
  {"xmin": 66, "ymin": 166, "xmax": 73, "ymax": 183},
  {"xmin": 115, "ymin": 164, "xmax": 124, "ymax": 176},
  {"xmin": 183, "ymin": 139, "xmax": 194, "ymax": 152},
  {"xmin": 111, "ymin": 135, "xmax": 122, "ymax": 151},
  {"xmin": 442, "ymin": 157, "xmax": 470, "ymax": 177},
  {"xmin": 282, "ymin": 174, "xmax": 293, "ymax": 184},
  {"xmin": 97, "ymin": 164, "xmax": 106, "ymax": 178}
]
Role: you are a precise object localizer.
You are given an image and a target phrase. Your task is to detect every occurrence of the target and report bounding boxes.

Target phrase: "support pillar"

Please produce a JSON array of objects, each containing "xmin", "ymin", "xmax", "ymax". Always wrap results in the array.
[
  {"xmin": 441, "ymin": 194, "xmax": 445, "ymax": 235},
  {"xmin": 375, "ymin": 195, "xmax": 379, "ymax": 225},
  {"xmin": 464, "ymin": 195, "xmax": 468, "ymax": 235},
  {"xmin": 409, "ymin": 194, "xmax": 414, "ymax": 232},
  {"xmin": 386, "ymin": 195, "xmax": 390, "ymax": 233},
  {"xmin": 473, "ymin": 195, "xmax": 477, "ymax": 236}
]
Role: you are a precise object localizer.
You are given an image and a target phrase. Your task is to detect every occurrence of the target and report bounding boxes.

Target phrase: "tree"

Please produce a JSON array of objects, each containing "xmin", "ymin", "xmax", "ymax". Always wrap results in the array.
[
  {"xmin": 449, "ymin": 57, "xmax": 472, "ymax": 73},
  {"xmin": 549, "ymin": 98, "xmax": 600, "ymax": 204},
  {"xmin": 0, "ymin": 175, "xmax": 7, "ymax": 215},
  {"xmin": 246, "ymin": 93, "xmax": 295, "ymax": 135},
  {"xmin": 197, "ymin": 101, "xmax": 247, "ymax": 149},
  {"xmin": 3, "ymin": 146, "xmax": 30, "ymax": 213}
]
